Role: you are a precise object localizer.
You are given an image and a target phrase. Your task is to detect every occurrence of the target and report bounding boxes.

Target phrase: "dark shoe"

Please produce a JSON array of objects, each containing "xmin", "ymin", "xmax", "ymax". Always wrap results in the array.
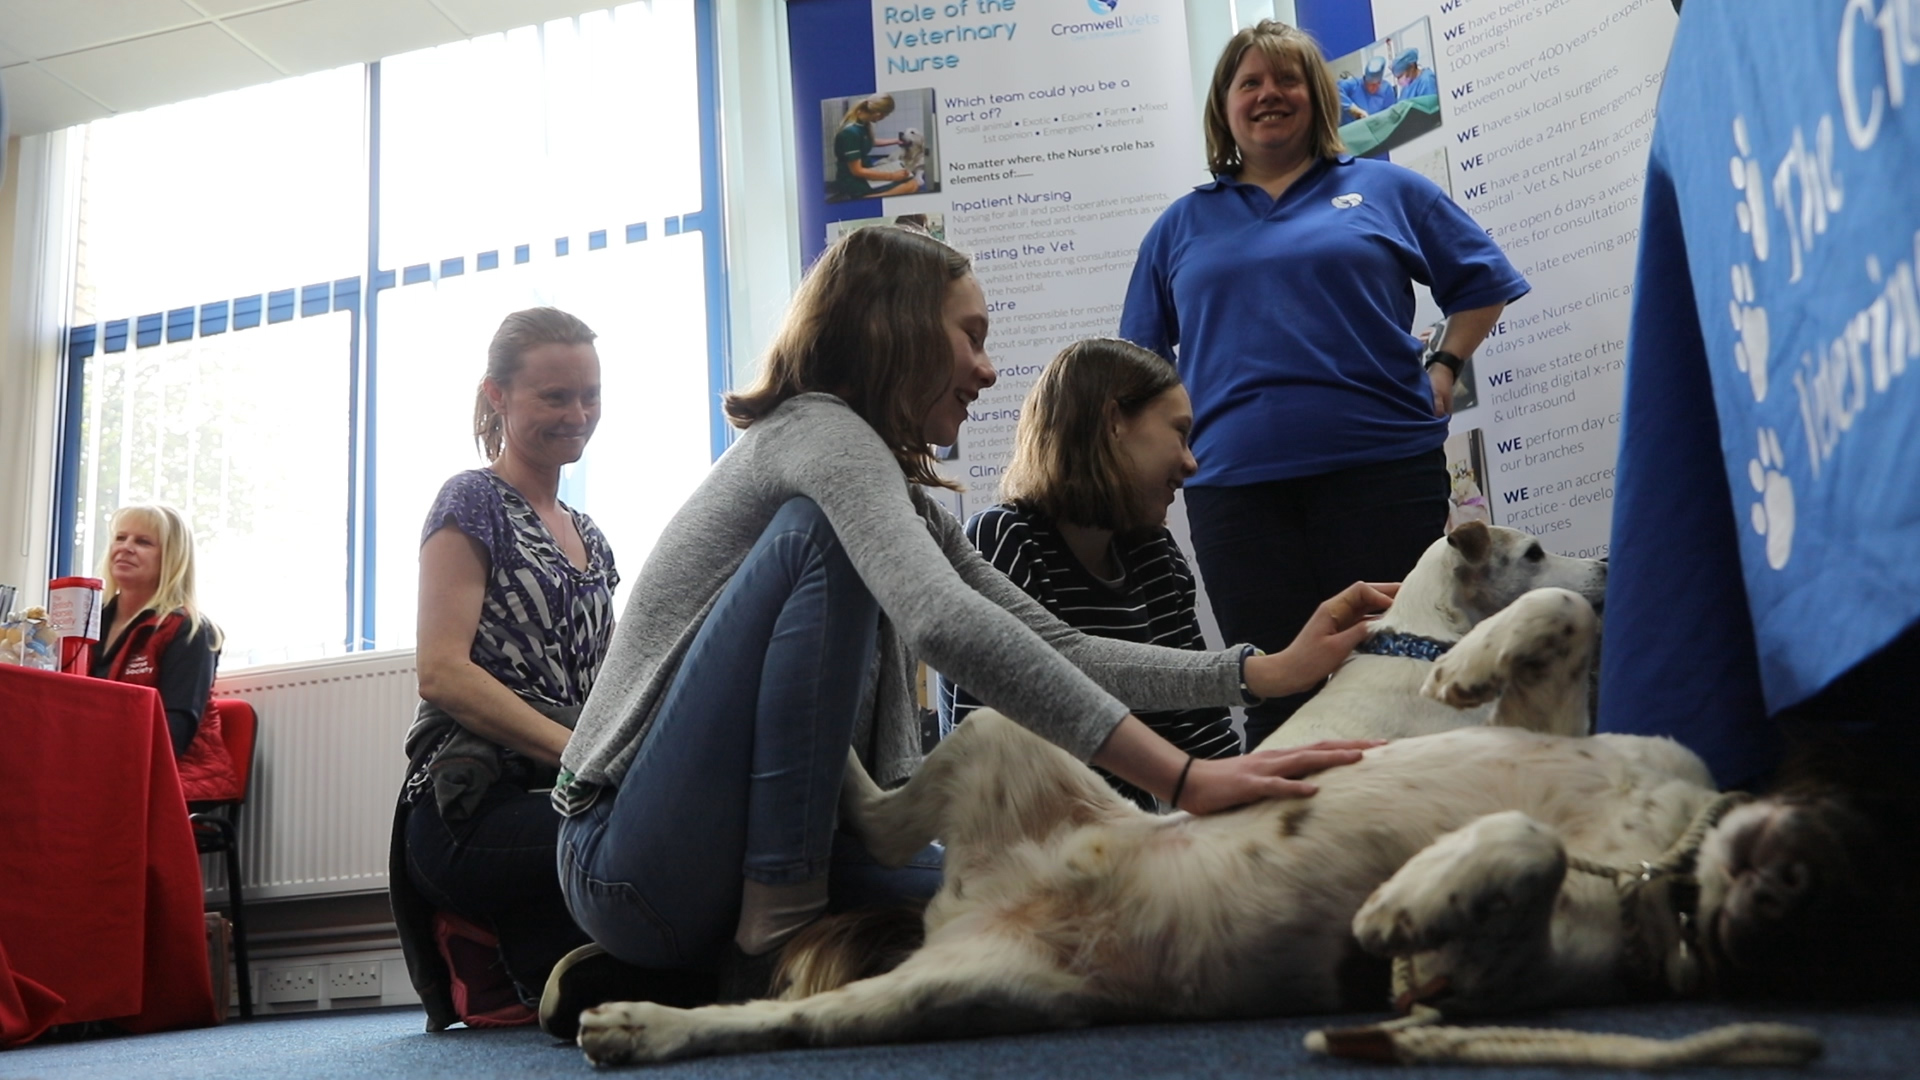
[{"xmin": 538, "ymin": 943, "xmax": 717, "ymax": 1041}]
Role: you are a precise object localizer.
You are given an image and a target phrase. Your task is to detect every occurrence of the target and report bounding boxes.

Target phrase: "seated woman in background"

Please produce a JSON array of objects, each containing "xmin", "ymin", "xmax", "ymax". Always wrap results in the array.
[
  {"xmin": 93, "ymin": 501, "xmax": 239, "ymax": 802},
  {"xmin": 937, "ymin": 339, "xmax": 1240, "ymax": 808},
  {"xmin": 391, "ymin": 307, "xmax": 618, "ymax": 1030}
]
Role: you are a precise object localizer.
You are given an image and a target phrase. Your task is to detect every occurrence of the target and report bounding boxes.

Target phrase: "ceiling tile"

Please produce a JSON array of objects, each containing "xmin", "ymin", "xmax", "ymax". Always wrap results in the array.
[
  {"xmin": 1, "ymin": 64, "xmax": 113, "ymax": 136},
  {"xmin": 223, "ymin": 0, "xmax": 463, "ymax": 76},
  {"xmin": 39, "ymin": 23, "xmax": 280, "ymax": 115},
  {"xmin": 0, "ymin": 39, "xmax": 28, "ymax": 67},
  {"xmin": 0, "ymin": 0, "xmax": 203, "ymax": 60},
  {"xmin": 429, "ymin": 0, "xmax": 616, "ymax": 37}
]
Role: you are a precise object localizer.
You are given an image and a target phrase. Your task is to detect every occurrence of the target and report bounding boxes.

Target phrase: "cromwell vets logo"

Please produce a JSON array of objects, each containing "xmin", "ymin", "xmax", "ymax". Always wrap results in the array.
[{"xmin": 1087, "ymin": 0, "xmax": 1118, "ymax": 12}]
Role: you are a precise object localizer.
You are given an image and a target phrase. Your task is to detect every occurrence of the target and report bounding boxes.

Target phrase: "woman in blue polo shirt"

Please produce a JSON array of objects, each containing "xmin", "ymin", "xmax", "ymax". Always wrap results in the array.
[{"xmin": 1120, "ymin": 19, "xmax": 1527, "ymax": 748}]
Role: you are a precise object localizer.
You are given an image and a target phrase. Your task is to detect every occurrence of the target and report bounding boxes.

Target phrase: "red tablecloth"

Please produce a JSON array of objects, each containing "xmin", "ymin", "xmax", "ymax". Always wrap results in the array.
[{"xmin": 0, "ymin": 665, "xmax": 218, "ymax": 1047}]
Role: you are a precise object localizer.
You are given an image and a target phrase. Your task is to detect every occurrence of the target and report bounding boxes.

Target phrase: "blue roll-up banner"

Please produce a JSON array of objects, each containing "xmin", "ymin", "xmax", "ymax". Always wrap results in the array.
[
  {"xmin": 787, "ymin": 0, "xmax": 1206, "ymax": 518},
  {"xmin": 1601, "ymin": 0, "xmax": 1920, "ymax": 782}
]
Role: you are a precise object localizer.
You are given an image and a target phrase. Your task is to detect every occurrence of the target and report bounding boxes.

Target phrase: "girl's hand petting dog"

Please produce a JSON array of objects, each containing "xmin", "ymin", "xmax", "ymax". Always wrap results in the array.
[
  {"xmin": 1181, "ymin": 740, "xmax": 1384, "ymax": 813},
  {"xmin": 1247, "ymin": 580, "xmax": 1399, "ymax": 699},
  {"xmin": 1093, "ymin": 581, "xmax": 1395, "ymax": 814},
  {"xmin": 1092, "ymin": 715, "xmax": 1383, "ymax": 815}
]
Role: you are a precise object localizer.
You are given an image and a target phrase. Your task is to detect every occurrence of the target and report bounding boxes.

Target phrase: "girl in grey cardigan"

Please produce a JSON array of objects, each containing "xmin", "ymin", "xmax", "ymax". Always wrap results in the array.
[{"xmin": 548, "ymin": 226, "xmax": 1392, "ymax": 1020}]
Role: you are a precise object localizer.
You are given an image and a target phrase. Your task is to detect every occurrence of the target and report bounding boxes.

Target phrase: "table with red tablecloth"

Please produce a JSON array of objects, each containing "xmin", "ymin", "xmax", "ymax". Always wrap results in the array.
[{"xmin": 0, "ymin": 664, "xmax": 218, "ymax": 1048}]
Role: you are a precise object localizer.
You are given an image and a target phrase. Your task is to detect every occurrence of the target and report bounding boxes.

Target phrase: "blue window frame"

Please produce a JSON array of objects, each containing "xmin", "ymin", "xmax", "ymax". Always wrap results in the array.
[{"xmin": 55, "ymin": 0, "xmax": 730, "ymax": 664}]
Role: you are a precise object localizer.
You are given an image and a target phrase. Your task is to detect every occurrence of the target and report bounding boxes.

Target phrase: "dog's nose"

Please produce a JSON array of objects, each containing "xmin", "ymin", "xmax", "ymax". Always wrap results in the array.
[{"xmin": 1743, "ymin": 860, "xmax": 1812, "ymax": 922}]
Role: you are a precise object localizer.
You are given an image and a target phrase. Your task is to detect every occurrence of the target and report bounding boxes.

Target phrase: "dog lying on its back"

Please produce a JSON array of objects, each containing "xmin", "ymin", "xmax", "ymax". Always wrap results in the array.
[
  {"xmin": 572, "ymin": 592, "xmax": 1918, "ymax": 1064},
  {"xmin": 1261, "ymin": 520, "xmax": 1606, "ymax": 749}
]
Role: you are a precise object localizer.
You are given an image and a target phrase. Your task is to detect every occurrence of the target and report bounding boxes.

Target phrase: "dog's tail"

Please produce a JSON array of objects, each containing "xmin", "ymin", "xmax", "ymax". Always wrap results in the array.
[{"xmin": 772, "ymin": 901, "xmax": 927, "ymax": 999}]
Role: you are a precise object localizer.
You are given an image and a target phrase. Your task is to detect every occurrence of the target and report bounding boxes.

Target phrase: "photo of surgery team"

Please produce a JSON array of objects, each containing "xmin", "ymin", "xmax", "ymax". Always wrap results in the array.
[
  {"xmin": 819, "ymin": 88, "xmax": 943, "ymax": 202},
  {"xmin": 1330, "ymin": 17, "xmax": 1442, "ymax": 159}
]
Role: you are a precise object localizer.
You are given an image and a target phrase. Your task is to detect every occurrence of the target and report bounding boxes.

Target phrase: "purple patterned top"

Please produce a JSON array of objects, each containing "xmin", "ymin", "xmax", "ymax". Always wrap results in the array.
[{"xmin": 422, "ymin": 469, "xmax": 619, "ymax": 707}]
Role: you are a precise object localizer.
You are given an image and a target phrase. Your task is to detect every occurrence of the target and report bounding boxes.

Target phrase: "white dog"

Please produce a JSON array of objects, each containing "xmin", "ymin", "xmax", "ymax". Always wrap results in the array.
[
  {"xmin": 1260, "ymin": 520, "xmax": 1606, "ymax": 749},
  {"xmin": 572, "ymin": 596, "xmax": 1904, "ymax": 1064},
  {"xmin": 893, "ymin": 127, "xmax": 926, "ymax": 175}
]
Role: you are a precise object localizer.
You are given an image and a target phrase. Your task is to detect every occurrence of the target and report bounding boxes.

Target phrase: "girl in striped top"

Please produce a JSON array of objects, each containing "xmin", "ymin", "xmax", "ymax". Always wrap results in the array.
[{"xmin": 938, "ymin": 338, "xmax": 1243, "ymax": 808}]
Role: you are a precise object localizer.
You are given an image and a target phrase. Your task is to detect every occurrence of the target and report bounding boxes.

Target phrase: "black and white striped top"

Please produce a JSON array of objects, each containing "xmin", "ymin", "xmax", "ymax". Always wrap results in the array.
[{"xmin": 936, "ymin": 503, "xmax": 1240, "ymax": 809}]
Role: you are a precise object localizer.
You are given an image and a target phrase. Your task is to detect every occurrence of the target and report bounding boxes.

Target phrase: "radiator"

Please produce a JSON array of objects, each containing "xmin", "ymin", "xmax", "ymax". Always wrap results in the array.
[{"xmin": 207, "ymin": 650, "xmax": 419, "ymax": 902}]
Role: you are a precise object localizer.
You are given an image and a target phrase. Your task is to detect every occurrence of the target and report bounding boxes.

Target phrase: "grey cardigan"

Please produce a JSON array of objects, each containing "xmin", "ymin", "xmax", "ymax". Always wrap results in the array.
[{"xmin": 554, "ymin": 393, "xmax": 1248, "ymax": 813}]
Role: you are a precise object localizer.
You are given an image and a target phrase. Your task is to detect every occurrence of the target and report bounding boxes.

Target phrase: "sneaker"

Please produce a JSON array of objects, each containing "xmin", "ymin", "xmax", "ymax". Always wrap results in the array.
[
  {"xmin": 538, "ymin": 943, "xmax": 718, "ymax": 1041},
  {"xmin": 432, "ymin": 911, "xmax": 536, "ymax": 1028}
]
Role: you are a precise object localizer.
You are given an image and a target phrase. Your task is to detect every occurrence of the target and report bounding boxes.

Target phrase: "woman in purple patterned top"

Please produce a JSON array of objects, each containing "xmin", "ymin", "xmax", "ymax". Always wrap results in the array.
[{"xmin": 393, "ymin": 307, "xmax": 619, "ymax": 1028}]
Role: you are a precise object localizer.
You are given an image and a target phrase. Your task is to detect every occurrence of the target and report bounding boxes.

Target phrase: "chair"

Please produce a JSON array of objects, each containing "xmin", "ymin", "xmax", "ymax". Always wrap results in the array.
[{"xmin": 190, "ymin": 699, "xmax": 258, "ymax": 1019}]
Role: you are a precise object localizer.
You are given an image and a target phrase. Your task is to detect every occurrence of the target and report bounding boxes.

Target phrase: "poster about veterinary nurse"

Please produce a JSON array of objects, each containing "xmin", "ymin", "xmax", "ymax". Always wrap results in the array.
[
  {"xmin": 788, "ymin": 0, "xmax": 1204, "ymax": 519},
  {"xmin": 1301, "ymin": 0, "xmax": 1677, "ymax": 559}
]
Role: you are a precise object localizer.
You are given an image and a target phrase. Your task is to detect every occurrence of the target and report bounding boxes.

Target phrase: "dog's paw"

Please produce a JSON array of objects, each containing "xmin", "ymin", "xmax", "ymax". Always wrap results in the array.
[
  {"xmin": 577, "ymin": 999, "xmax": 703, "ymax": 1066},
  {"xmin": 1422, "ymin": 645, "xmax": 1505, "ymax": 709},
  {"xmin": 1353, "ymin": 812, "xmax": 1563, "ymax": 956}
]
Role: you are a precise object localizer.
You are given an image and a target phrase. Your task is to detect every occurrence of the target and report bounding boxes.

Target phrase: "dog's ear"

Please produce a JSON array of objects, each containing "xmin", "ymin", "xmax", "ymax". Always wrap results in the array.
[{"xmin": 1447, "ymin": 520, "xmax": 1492, "ymax": 564}]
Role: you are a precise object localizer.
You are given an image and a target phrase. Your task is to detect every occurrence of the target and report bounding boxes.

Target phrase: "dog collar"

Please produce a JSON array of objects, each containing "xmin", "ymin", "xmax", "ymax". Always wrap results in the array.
[{"xmin": 1356, "ymin": 631, "xmax": 1452, "ymax": 662}]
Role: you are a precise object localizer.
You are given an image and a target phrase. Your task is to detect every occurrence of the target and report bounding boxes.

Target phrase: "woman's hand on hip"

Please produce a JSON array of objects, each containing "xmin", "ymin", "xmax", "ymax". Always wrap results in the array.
[
  {"xmin": 1245, "ymin": 580, "xmax": 1399, "ymax": 698},
  {"xmin": 1428, "ymin": 364, "xmax": 1456, "ymax": 416}
]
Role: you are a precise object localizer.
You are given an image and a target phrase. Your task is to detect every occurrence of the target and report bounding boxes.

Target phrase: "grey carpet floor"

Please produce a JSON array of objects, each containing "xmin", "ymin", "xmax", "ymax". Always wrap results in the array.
[{"xmin": 5, "ymin": 1000, "xmax": 1918, "ymax": 1079}]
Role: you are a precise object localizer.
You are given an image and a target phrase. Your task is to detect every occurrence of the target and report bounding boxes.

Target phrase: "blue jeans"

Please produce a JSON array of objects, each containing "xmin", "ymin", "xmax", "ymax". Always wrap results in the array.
[{"xmin": 559, "ymin": 498, "xmax": 943, "ymax": 970}]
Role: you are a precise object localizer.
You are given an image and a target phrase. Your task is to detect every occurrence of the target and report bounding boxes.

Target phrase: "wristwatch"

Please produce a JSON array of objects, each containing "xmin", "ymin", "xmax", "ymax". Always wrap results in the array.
[{"xmin": 1424, "ymin": 349, "xmax": 1465, "ymax": 376}]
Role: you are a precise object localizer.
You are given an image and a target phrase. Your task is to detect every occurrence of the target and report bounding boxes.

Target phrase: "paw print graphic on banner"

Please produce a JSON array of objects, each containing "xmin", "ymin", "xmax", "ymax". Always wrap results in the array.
[
  {"xmin": 1727, "ymin": 117, "xmax": 1772, "ymax": 403},
  {"xmin": 1748, "ymin": 427, "xmax": 1795, "ymax": 571},
  {"xmin": 1729, "ymin": 263, "xmax": 1770, "ymax": 401},
  {"xmin": 1730, "ymin": 117, "xmax": 1769, "ymax": 262}
]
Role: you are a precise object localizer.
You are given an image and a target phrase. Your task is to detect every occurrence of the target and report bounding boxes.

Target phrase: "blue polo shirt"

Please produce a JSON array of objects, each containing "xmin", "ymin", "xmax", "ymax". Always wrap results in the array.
[{"xmin": 1120, "ymin": 155, "xmax": 1528, "ymax": 487}]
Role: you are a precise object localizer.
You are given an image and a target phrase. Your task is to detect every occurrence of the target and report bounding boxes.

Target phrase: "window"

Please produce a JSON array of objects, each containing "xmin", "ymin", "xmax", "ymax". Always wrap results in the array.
[{"xmin": 61, "ymin": 1, "xmax": 726, "ymax": 668}]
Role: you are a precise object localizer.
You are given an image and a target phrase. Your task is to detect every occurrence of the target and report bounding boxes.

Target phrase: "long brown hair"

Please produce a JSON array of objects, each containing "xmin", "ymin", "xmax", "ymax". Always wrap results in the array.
[
  {"xmin": 724, "ymin": 226, "xmax": 972, "ymax": 489},
  {"xmin": 1203, "ymin": 20, "xmax": 1347, "ymax": 176},
  {"xmin": 473, "ymin": 307, "xmax": 598, "ymax": 460},
  {"xmin": 1000, "ymin": 338, "xmax": 1184, "ymax": 532}
]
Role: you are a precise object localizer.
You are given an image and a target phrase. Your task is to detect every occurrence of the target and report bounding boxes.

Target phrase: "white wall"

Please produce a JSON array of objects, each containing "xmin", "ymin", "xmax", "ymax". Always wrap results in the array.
[{"xmin": 0, "ymin": 132, "xmax": 74, "ymax": 611}]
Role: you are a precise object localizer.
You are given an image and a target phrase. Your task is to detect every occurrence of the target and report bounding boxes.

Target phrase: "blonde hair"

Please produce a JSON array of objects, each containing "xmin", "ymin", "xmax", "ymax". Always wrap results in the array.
[
  {"xmin": 841, "ymin": 94, "xmax": 896, "ymax": 129},
  {"xmin": 1203, "ymin": 20, "xmax": 1347, "ymax": 175},
  {"xmin": 473, "ymin": 307, "xmax": 599, "ymax": 460},
  {"xmin": 97, "ymin": 502, "xmax": 223, "ymax": 648},
  {"xmin": 724, "ymin": 225, "xmax": 972, "ymax": 490},
  {"xmin": 1000, "ymin": 339, "xmax": 1184, "ymax": 533}
]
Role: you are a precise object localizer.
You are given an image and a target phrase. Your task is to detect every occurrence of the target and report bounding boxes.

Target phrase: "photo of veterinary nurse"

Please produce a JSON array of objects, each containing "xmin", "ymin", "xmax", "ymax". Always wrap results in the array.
[
  {"xmin": 551, "ymin": 226, "xmax": 1391, "ymax": 1007},
  {"xmin": 1338, "ymin": 55, "xmax": 1394, "ymax": 119},
  {"xmin": 827, "ymin": 94, "xmax": 920, "ymax": 201},
  {"xmin": 1119, "ymin": 19, "xmax": 1527, "ymax": 749},
  {"xmin": 939, "ymin": 339, "xmax": 1242, "ymax": 809}
]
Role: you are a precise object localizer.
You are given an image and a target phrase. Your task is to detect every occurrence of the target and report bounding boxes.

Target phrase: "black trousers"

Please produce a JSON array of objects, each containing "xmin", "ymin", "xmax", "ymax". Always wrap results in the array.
[
  {"xmin": 1186, "ymin": 448, "xmax": 1449, "ymax": 750},
  {"xmin": 404, "ymin": 781, "xmax": 591, "ymax": 1003}
]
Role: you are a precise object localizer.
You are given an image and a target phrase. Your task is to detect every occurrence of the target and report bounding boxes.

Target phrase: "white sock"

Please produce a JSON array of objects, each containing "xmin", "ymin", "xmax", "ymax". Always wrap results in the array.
[{"xmin": 733, "ymin": 877, "xmax": 829, "ymax": 957}]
